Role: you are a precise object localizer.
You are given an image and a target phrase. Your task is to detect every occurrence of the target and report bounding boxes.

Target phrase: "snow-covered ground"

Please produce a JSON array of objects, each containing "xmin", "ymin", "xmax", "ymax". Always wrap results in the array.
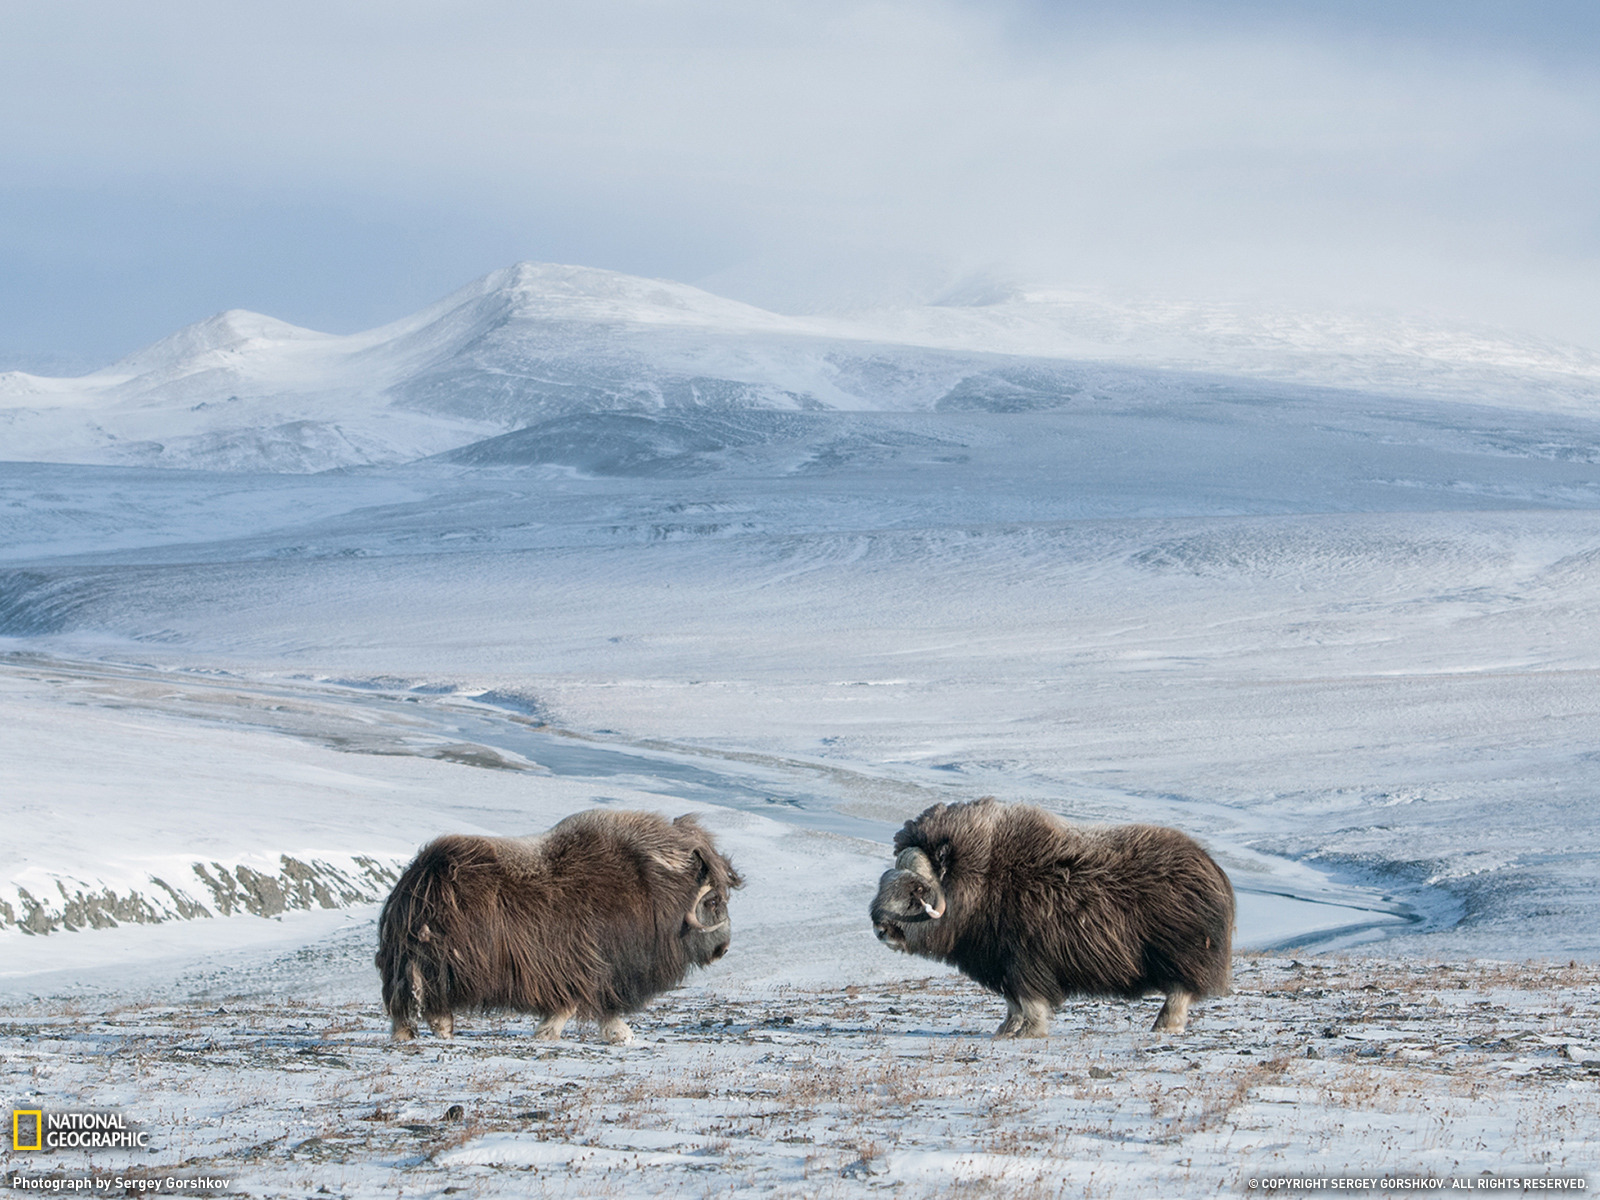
[
  {"xmin": 4, "ymin": 957, "xmax": 1596, "ymax": 1198},
  {"xmin": 2, "ymin": 262, "xmax": 1599, "ymax": 1195}
]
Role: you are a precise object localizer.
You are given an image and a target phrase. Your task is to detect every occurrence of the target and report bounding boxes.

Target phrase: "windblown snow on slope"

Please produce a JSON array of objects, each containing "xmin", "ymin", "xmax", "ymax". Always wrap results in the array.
[{"xmin": 5, "ymin": 263, "xmax": 1598, "ymax": 472}]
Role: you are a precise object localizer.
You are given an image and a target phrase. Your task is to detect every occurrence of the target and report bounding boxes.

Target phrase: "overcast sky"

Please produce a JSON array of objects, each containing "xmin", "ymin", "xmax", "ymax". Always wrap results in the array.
[{"xmin": 2, "ymin": 0, "xmax": 1597, "ymax": 369}]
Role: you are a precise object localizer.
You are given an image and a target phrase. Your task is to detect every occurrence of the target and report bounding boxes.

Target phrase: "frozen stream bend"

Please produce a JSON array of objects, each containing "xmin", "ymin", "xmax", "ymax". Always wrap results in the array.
[{"xmin": 0, "ymin": 654, "xmax": 1426, "ymax": 975}]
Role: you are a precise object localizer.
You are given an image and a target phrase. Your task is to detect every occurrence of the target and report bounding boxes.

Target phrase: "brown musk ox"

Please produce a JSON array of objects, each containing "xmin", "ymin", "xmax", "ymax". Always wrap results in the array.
[
  {"xmin": 870, "ymin": 798, "xmax": 1233, "ymax": 1036},
  {"xmin": 376, "ymin": 809, "xmax": 742, "ymax": 1044}
]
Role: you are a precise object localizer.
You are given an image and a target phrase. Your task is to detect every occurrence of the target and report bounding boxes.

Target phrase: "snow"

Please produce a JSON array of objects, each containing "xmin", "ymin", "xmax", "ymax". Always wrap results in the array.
[
  {"xmin": 2, "ymin": 959, "xmax": 1595, "ymax": 1197},
  {"xmin": 0, "ymin": 264, "xmax": 832, "ymax": 472},
  {"xmin": 0, "ymin": 656, "xmax": 1396, "ymax": 963},
  {"xmin": 845, "ymin": 286, "xmax": 1600, "ymax": 416},
  {"xmin": 4, "ymin": 261, "xmax": 1598, "ymax": 473},
  {"xmin": 2, "ymin": 260, "xmax": 1598, "ymax": 1195}
]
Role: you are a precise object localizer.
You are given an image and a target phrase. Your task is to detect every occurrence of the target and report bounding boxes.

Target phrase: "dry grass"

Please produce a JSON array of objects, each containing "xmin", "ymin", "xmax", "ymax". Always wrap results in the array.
[{"xmin": 1, "ymin": 957, "xmax": 1596, "ymax": 1197}]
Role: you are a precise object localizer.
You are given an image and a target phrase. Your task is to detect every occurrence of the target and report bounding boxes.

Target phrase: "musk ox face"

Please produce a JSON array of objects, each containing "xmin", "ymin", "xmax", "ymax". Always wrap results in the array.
[
  {"xmin": 681, "ymin": 849, "xmax": 735, "ymax": 966},
  {"xmin": 870, "ymin": 847, "xmax": 948, "ymax": 950}
]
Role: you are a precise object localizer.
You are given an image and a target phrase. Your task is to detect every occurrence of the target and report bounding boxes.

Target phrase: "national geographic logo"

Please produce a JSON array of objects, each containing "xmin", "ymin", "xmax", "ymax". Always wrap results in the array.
[
  {"xmin": 11, "ymin": 1109, "xmax": 150, "ymax": 1151},
  {"xmin": 13, "ymin": 1110, "xmax": 41, "ymax": 1151}
]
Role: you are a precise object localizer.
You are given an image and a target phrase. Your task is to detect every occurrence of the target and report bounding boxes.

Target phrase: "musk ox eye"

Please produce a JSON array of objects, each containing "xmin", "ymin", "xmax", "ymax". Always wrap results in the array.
[{"xmin": 686, "ymin": 885, "xmax": 730, "ymax": 934}]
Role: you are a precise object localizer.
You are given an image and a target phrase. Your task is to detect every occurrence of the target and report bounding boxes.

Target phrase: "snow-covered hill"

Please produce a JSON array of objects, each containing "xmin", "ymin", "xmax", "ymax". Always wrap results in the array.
[
  {"xmin": 3, "ymin": 262, "xmax": 1598, "ymax": 473},
  {"xmin": 848, "ymin": 284, "xmax": 1600, "ymax": 417}
]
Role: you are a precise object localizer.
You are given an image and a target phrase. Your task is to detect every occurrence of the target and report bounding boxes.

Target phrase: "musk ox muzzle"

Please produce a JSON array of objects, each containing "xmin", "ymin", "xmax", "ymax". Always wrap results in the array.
[
  {"xmin": 869, "ymin": 798, "xmax": 1234, "ymax": 1037},
  {"xmin": 375, "ymin": 808, "xmax": 741, "ymax": 1045}
]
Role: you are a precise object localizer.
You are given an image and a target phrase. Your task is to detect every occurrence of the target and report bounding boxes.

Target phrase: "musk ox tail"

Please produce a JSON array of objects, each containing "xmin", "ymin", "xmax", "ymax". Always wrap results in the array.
[{"xmin": 375, "ymin": 835, "xmax": 498, "ymax": 1035}]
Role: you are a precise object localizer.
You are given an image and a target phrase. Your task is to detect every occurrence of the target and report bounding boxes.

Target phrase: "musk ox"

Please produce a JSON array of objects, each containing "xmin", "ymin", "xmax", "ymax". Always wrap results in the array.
[
  {"xmin": 870, "ymin": 798, "xmax": 1233, "ymax": 1036},
  {"xmin": 376, "ymin": 809, "xmax": 742, "ymax": 1044}
]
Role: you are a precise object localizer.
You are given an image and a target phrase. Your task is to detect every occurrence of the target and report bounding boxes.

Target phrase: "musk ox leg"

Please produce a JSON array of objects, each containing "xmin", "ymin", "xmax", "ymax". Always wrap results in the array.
[
  {"xmin": 533, "ymin": 1007, "xmax": 576, "ymax": 1041},
  {"xmin": 1153, "ymin": 990, "xmax": 1193, "ymax": 1033},
  {"xmin": 387, "ymin": 960, "xmax": 424, "ymax": 1040},
  {"xmin": 994, "ymin": 996, "xmax": 1051, "ymax": 1040},
  {"xmin": 599, "ymin": 1015, "xmax": 635, "ymax": 1045},
  {"xmin": 994, "ymin": 997, "xmax": 1024, "ymax": 1038},
  {"xmin": 1015, "ymin": 996, "xmax": 1051, "ymax": 1038},
  {"xmin": 426, "ymin": 1011, "xmax": 455, "ymax": 1038}
]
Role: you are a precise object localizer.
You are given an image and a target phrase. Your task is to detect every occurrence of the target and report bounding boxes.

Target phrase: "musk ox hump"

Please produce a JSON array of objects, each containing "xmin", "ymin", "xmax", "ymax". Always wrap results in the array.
[{"xmin": 672, "ymin": 813, "xmax": 745, "ymax": 887}]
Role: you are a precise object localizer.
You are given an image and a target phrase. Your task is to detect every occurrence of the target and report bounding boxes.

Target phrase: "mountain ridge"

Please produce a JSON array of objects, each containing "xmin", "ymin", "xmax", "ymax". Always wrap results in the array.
[{"xmin": 2, "ymin": 261, "xmax": 1596, "ymax": 474}]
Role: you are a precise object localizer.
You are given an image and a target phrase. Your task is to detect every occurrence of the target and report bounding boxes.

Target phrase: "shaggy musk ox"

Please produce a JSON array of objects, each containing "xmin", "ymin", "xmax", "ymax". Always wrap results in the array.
[
  {"xmin": 870, "ymin": 799, "xmax": 1233, "ymax": 1036},
  {"xmin": 376, "ymin": 809, "xmax": 742, "ymax": 1044}
]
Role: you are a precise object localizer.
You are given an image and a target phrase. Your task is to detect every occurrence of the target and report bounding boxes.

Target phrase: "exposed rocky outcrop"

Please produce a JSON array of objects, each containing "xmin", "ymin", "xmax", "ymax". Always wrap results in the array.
[{"xmin": 1, "ymin": 855, "xmax": 401, "ymax": 934}]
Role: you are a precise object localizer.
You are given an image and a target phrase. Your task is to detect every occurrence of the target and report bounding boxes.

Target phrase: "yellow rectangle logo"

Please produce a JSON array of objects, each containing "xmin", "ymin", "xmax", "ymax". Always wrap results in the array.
[{"xmin": 13, "ymin": 1109, "xmax": 43, "ymax": 1151}]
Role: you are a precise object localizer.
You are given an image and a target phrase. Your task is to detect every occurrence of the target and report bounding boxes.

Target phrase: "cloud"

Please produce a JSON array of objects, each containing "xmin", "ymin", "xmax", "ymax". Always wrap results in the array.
[{"xmin": 2, "ymin": 0, "xmax": 1597, "ymax": 361}]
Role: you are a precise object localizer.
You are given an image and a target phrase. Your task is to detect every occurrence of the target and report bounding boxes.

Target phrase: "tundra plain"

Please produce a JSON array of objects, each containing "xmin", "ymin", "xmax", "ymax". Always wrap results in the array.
[{"xmin": 3, "ymin": 949, "xmax": 1597, "ymax": 1198}]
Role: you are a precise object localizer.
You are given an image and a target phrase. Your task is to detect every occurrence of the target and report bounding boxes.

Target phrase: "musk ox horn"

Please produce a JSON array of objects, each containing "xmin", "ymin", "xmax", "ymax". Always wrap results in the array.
[
  {"xmin": 870, "ymin": 852, "xmax": 948, "ymax": 947},
  {"xmin": 870, "ymin": 798, "xmax": 1234, "ymax": 1038},
  {"xmin": 892, "ymin": 848, "xmax": 945, "ymax": 916},
  {"xmin": 683, "ymin": 881, "xmax": 731, "ymax": 932},
  {"xmin": 376, "ymin": 809, "xmax": 741, "ymax": 1045}
]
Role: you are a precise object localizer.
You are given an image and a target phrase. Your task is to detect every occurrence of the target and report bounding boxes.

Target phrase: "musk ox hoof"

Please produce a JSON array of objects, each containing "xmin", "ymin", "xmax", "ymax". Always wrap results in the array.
[
  {"xmin": 1153, "ymin": 991, "xmax": 1193, "ymax": 1033},
  {"xmin": 533, "ymin": 1010, "xmax": 575, "ymax": 1041},
  {"xmin": 994, "ymin": 997, "xmax": 1050, "ymax": 1039},
  {"xmin": 600, "ymin": 1017, "xmax": 635, "ymax": 1045},
  {"xmin": 391, "ymin": 1021, "xmax": 417, "ymax": 1042},
  {"xmin": 426, "ymin": 1013, "xmax": 455, "ymax": 1038},
  {"xmin": 994, "ymin": 1022, "xmax": 1050, "ymax": 1040}
]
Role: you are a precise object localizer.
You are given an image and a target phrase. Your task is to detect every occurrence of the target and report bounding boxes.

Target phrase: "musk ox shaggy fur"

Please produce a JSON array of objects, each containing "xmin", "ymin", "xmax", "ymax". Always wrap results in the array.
[
  {"xmin": 376, "ymin": 809, "xmax": 742, "ymax": 1044},
  {"xmin": 870, "ymin": 798, "xmax": 1233, "ymax": 1036}
]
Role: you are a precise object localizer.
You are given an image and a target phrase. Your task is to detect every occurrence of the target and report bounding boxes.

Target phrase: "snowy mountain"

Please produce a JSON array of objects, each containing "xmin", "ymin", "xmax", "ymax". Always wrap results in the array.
[
  {"xmin": 849, "ymin": 284, "xmax": 1600, "ymax": 417},
  {"xmin": 3, "ymin": 262, "xmax": 1598, "ymax": 473}
]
